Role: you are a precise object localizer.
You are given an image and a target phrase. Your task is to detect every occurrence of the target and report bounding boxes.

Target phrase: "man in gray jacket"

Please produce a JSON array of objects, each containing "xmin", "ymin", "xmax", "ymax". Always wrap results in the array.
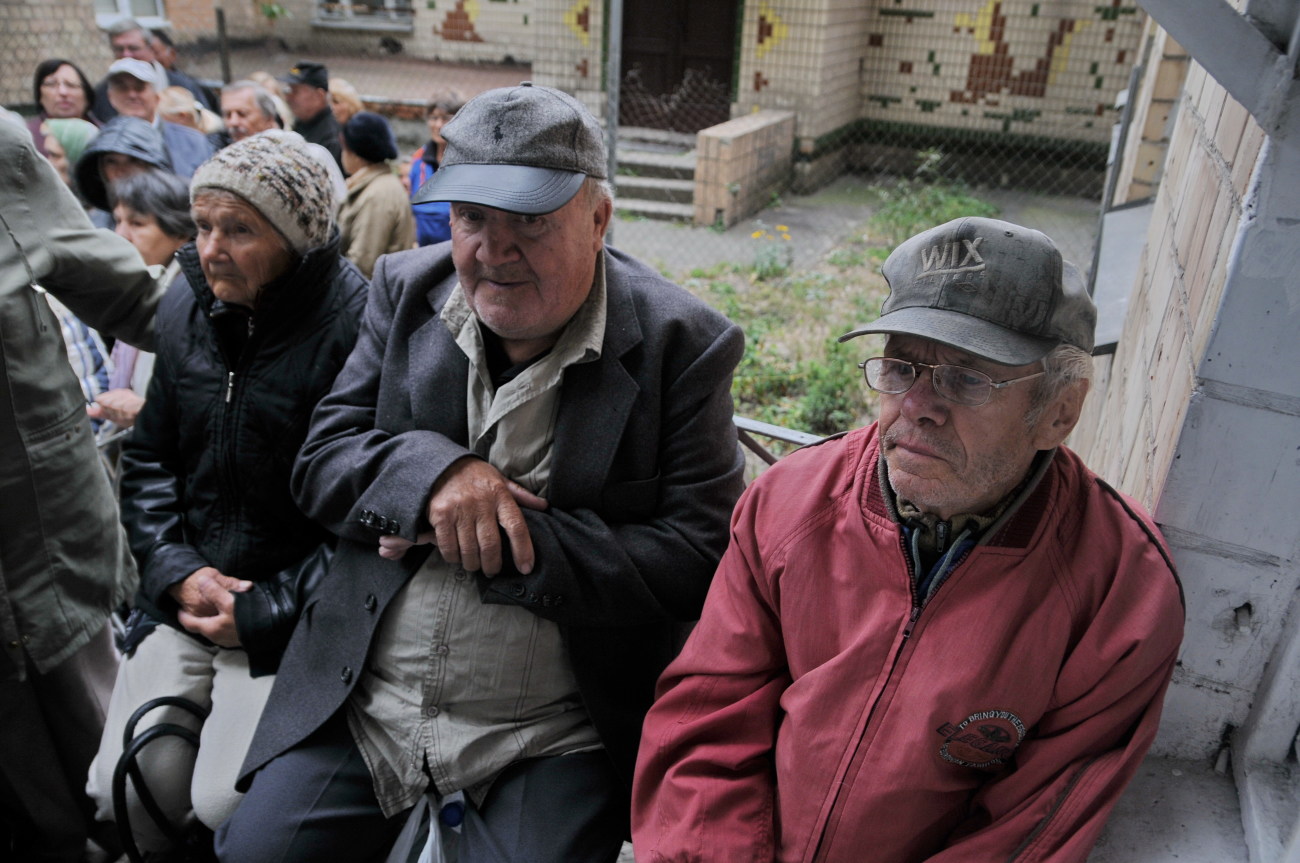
[
  {"xmin": 219, "ymin": 83, "xmax": 745, "ymax": 862},
  {"xmin": 0, "ymin": 120, "xmax": 162, "ymax": 861}
]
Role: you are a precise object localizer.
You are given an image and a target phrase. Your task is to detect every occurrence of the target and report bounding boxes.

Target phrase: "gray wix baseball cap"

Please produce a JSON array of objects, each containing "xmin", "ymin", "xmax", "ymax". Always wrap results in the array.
[
  {"xmin": 412, "ymin": 82, "xmax": 607, "ymax": 215},
  {"xmin": 839, "ymin": 217, "xmax": 1097, "ymax": 365}
]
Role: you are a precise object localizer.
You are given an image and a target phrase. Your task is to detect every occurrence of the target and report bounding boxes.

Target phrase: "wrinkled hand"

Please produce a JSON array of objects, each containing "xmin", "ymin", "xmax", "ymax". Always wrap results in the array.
[
  {"xmin": 168, "ymin": 566, "xmax": 253, "ymax": 647},
  {"xmin": 87, "ymin": 388, "xmax": 145, "ymax": 429},
  {"xmin": 376, "ymin": 457, "xmax": 547, "ymax": 576}
]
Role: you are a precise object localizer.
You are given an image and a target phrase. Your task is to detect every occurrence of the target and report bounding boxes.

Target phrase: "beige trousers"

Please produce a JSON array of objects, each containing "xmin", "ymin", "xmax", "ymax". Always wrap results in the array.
[{"xmin": 86, "ymin": 624, "xmax": 274, "ymax": 853}]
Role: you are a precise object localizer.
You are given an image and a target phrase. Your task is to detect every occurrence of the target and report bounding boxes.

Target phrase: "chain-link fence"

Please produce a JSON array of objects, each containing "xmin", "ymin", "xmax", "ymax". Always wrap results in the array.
[{"xmin": 15, "ymin": 0, "xmax": 1138, "ymax": 449}]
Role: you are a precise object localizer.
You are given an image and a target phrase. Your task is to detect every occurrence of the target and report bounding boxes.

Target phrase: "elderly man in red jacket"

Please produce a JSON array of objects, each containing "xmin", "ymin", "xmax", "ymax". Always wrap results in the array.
[{"xmin": 633, "ymin": 217, "xmax": 1185, "ymax": 863}]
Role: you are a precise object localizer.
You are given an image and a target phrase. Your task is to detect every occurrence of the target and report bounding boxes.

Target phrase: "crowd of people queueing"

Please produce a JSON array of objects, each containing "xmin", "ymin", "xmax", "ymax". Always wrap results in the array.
[{"xmin": 3, "ymin": 17, "xmax": 1185, "ymax": 863}]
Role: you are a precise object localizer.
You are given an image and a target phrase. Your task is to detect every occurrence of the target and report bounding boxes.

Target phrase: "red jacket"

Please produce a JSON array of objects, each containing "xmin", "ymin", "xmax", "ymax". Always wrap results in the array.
[{"xmin": 633, "ymin": 424, "xmax": 1184, "ymax": 862}]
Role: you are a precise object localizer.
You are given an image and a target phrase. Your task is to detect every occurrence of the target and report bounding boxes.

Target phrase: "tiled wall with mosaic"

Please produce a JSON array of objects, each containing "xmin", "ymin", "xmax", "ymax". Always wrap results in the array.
[
  {"xmin": 735, "ymin": 0, "xmax": 868, "ymax": 148},
  {"xmin": 857, "ymin": 0, "xmax": 1143, "ymax": 143},
  {"xmin": 530, "ymin": 0, "xmax": 606, "ymax": 112}
]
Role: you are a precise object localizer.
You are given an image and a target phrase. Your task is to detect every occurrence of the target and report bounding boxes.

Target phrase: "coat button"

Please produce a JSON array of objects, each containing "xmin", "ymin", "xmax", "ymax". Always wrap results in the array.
[
  {"xmin": 340, "ymin": 666, "xmax": 353, "ymax": 684},
  {"xmin": 364, "ymin": 594, "xmax": 377, "ymax": 612}
]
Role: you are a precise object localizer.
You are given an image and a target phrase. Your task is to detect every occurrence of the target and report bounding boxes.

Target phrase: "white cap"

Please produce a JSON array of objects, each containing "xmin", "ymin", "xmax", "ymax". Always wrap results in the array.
[{"xmin": 107, "ymin": 58, "xmax": 158, "ymax": 86}]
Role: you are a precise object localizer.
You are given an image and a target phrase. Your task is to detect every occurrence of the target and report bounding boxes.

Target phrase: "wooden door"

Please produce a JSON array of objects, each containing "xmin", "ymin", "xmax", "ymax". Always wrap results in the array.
[{"xmin": 619, "ymin": 0, "xmax": 738, "ymax": 132}]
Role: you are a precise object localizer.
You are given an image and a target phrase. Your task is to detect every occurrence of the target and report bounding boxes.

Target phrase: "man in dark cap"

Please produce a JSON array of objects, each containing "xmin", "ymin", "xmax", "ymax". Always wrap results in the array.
[
  {"xmin": 632, "ymin": 217, "xmax": 1186, "ymax": 863},
  {"xmin": 218, "ymin": 83, "xmax": 745, "ymax": 862},
  {"xmin": 280, "ymin": 61, "xmax": 341, "ymax": 165}
]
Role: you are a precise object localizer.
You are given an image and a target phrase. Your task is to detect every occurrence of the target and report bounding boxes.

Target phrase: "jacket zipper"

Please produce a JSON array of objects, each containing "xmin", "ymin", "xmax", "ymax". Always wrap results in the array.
[
  {"xmin": 809, "ymin": 533, "xmax": 924, "ymax": 862},
  {"xmin": 810, "ymin": 531, "xmax": 974, "ymax": 861},
  {"xmin": 217, "ymin": 317, "xmax": 256, "ymax": 570}
]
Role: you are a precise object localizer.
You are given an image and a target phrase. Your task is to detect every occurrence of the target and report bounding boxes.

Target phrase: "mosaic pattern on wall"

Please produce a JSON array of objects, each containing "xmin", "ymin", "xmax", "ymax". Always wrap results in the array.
[
  {"xmin": 438, "ymin": 0, "xmax": 486, "ymax": 42},
  {"xmin": 860, "ymin": 0, "xmax": 1142, "ymax": 142}
]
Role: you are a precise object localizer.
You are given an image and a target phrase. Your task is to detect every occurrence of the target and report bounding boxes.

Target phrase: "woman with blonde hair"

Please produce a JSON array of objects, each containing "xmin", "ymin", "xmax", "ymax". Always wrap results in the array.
[
  {"xmin": 329, "ymin": 77, "xmax": 364, "ymax": 126},
  {"xmin": 158, "ymin": 85, "xmax": 223, "ymax": 135}
]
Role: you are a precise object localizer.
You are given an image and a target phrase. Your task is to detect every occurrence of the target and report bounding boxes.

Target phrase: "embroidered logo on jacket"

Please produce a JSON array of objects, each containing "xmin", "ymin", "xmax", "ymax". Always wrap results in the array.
[{"xmin": 936, "ymin": 709, "xmax": 1026, "ymax": 768}]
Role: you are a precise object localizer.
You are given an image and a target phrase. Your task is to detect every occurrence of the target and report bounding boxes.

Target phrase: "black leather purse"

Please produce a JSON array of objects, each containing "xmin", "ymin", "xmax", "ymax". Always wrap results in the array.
[{"xmin": 233, "ymin": 543, "xmax": 334, "ymax": 677}]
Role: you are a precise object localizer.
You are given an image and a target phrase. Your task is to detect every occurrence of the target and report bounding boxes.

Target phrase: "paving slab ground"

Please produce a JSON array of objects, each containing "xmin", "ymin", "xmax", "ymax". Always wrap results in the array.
[
  {"xmin": 1091, "ymin": 756, "xmax": 1249, "ymax": 863},
  {"xmin": 616, "ymin": 757, "xmax": 1247, "ymax": 862}
]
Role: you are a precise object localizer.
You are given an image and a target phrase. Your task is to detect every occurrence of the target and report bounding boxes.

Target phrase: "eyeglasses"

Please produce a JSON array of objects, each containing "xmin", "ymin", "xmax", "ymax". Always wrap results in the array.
[
  {"xmin": 40, "ymin": 78, "xmax": 80, "ymax": 92},
  {"xmin": 859, "ymin": 357, "xmax": 1045, "ymax": 407}
]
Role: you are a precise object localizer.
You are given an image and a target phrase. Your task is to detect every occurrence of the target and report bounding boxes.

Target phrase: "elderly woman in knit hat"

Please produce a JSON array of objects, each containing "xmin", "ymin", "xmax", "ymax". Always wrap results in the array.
[
  {"xmin": 338, "ymin": 110, "xmax": 415, "ymax": 278},
  {"xmin": 85, "ymin": 133, "xmax": 369, "ymax": 858}
]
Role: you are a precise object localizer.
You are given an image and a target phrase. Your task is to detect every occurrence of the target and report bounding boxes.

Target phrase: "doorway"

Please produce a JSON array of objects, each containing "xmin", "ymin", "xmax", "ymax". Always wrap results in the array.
[{"xmin": 619, "ymin": 0, "xmax": 739, "ymax": 132}]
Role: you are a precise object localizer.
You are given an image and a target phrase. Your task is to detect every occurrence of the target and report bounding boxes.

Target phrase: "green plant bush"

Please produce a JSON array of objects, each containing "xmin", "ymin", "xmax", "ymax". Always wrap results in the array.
[{"xmin": 870, "ymin": 149, "xmax": 999, "ymax": 248}]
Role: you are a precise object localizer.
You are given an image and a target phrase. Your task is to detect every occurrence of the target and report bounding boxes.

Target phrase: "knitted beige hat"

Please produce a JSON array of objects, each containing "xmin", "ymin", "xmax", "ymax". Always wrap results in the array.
[{"xmin": 190, "ymin": 132, "xmax": 335, "ymax": 254}]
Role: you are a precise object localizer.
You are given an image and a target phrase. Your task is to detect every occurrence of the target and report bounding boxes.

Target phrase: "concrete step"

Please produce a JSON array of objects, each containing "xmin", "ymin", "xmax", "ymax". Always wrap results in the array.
[
  {"xmin": 614, "ymin": 198, "xmax": 695, "ymax": 222},
  {"xmin": 616, "ymin": 148, "xmax": 697, "ymax": 180},
  {"xmin": 616, "ymin": 126, "xmax": 697, "ymax": 152},
  {"xmin": 615, "ymin": 175, "xmax": 694, "ymax": 205}
]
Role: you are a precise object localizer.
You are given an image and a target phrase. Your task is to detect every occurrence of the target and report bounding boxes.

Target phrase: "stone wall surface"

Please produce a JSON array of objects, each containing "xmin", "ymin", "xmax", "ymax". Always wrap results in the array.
[{"xmin": 0, "ymin": 0, "xmax": 111, "ymax": 109}]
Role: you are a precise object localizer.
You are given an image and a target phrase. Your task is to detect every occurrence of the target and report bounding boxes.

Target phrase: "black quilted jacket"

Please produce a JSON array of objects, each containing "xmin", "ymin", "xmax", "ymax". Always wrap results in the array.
[{"xmin": 119, "ymin": 233, "xmax": 367, "ymax": 671}]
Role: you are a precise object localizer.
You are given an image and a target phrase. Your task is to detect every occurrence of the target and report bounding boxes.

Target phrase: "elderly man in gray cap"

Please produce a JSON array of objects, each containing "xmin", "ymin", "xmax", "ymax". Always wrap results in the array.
[
  {"xmin": 217, "ymin": 83, "xmax": 745, "ymax": 862},
  {"xmin": 632, "ymin": 218, "xmax": 1185, "ymax": 863}
]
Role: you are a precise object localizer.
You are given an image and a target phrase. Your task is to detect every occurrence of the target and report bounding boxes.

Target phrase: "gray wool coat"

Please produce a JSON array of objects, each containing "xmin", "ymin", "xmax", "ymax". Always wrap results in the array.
[{"xmin": 239, "ymin": 243, "xmax": 746, "ymax": 810}]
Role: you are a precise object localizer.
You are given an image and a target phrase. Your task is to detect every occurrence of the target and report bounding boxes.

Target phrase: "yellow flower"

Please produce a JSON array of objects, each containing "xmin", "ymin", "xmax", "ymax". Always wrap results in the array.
[
  {"xmin": 781, "ymin": 233, "xmax": 791, "ymax": 241},
  {"xmin": 751, "ymin": 230, "xmax": 764, "ymax": 239},
  {"xmin": 776, "ymin": 225, "xmax": 789, "ymax": 232}
]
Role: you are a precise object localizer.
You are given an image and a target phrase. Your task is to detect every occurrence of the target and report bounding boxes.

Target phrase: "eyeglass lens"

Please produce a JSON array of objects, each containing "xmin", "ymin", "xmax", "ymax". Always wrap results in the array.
[{"xmin": 862, "ymin": 358, "xmax": 993, "ymax": 406}]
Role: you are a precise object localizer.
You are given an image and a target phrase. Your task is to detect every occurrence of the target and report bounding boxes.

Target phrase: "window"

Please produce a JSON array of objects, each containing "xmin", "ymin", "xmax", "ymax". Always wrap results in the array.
[
  {"xmin": 316, "ymin": 0, "xmax": 415, "ymax": 31},
  {"xmin": 94, "ymin": 0, "xmax": 166, "ymax": 29}
]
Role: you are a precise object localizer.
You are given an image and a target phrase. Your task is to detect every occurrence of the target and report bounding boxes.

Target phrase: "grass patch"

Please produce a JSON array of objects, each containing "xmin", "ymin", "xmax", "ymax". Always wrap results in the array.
[
  {"xmin": 665, "ymin": 157, "xmax": 998, "ymax": 456},
  {"xmin": 868, "ymin": 149, "xmax": 1000, "ymax": 247}
]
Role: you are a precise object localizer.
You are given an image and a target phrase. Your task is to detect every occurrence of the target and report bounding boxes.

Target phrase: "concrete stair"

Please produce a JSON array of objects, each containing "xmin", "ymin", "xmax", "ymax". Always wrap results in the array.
[{"xmin": 614, "ymin": 128, "xmax": 697, "ymax": 222}]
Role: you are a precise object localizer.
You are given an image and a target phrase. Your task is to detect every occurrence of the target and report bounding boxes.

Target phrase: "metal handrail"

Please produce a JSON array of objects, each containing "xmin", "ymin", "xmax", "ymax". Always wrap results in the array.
[{"xmin": 734, "ymin": 415, "xmax": 823, "ymax": 466}]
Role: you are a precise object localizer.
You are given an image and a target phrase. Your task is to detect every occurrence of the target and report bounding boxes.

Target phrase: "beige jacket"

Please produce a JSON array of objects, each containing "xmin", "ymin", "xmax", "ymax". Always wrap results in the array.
[{"xmin": 338, "ymin": 163, "xmax": 416, "ymax": 279}]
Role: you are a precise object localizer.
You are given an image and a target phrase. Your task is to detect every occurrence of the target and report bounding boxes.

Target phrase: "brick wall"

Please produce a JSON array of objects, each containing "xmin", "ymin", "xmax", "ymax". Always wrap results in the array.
[
  {"xmin": 694, "ymin": 110, "xmax": 796, "ymax": 228},
  {"xmin": 1072, "ymin": 48, "xmax": 1268, "ymax": 758},
  {"xmin": 0, "ymin": 0, "xmax": 112, "ymax": 109},
  {"xmin": 1110, "ymin": 23, "xmax": 1187, "ymax": 207},
  {"xmin": 164, "ymin": 0, "xmax": 220, "ymax": 39},
  {"xmin": 1076, "ymin": 60, "xmax": 1263, "ymax": 515}
]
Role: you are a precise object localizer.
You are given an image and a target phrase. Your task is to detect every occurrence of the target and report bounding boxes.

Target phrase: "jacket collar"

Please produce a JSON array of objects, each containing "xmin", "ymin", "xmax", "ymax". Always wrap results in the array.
[
  {"xmin": 864, "ymin": 429, "xmax": 1057, "ymax": 551},
  {"xmin": 411, "ymin": 246, "xmax": 646, "ymax": 506}
]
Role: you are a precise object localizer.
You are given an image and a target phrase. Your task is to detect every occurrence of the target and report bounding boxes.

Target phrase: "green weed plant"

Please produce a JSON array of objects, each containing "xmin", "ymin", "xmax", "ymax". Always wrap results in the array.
[
  {"xmin": 672, "ymin": 158, "xmax": 996, "ymax": 457},
  {"xmin": 869, "ymin": 149, "xmax": 999, "ymax": 248}
]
